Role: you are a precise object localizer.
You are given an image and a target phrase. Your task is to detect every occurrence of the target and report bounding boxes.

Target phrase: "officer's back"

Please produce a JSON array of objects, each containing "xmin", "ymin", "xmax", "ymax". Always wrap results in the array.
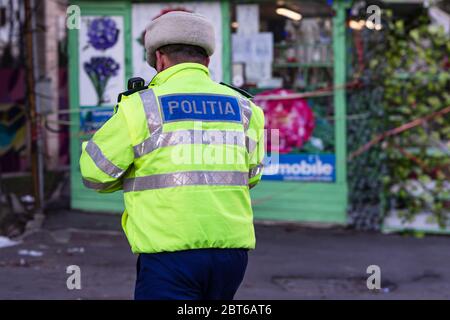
[
  {"xmin": 80, "ymin": 11, "xmax": 265, "ymax": 300},
  {"xmin": 118, "ymin": 61, "xmax": 263, "ymax": 254}
]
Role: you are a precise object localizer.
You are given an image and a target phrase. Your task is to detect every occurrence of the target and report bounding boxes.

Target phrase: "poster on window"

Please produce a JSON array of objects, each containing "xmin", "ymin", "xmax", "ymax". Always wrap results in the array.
[
  {"xmin": 131, "ymin": 2, "xmax": 223, "ymax": 82},
  {"xmin": 254, "ymin": 89, "xmax": 336, "ymax": 182},
  {"xmin": 78, "ymin": 16, "xmax": 125, "ymax": 107}
]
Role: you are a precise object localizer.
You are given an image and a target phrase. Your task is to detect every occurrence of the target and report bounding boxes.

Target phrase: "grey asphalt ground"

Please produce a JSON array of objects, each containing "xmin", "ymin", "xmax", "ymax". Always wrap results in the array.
[{"xmin": 1, "ymin": 209, "xmax": 450, "ymax": 300}]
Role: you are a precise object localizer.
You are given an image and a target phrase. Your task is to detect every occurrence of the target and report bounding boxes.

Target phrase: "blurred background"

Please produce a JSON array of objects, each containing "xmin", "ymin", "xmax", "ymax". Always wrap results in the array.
[{"xmin": 0, "ymin": 0, "xmax": 449, "ymax": 299}]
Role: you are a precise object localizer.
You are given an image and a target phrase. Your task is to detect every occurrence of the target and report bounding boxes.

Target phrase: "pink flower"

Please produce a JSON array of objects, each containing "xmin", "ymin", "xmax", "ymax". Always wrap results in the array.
[{"xmin": 254, "ymin": 89, "xmax": 315, "ymax": 153}]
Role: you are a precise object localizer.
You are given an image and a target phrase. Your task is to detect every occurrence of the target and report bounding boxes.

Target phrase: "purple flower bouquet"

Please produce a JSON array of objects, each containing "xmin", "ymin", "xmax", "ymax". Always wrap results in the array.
[
  {"xmin": 88, "ymin": 17, "xmax": 119, "ymax": 51},
  {"xmin": 84, "ymin": 56, "xmax": 120, "ymax": 105}
]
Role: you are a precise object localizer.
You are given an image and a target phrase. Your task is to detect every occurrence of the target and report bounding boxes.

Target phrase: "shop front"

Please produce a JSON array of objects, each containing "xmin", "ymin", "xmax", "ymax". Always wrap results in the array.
[{"xmin": 69, "ymin": 0, "xmax": 349, "ymax": 224}]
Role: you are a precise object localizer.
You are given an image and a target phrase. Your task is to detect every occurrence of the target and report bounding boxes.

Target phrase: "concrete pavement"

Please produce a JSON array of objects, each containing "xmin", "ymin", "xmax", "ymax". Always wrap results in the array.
[{"xmin": 0, "ymin": 210, "xmax": 449, "ymax": 299}]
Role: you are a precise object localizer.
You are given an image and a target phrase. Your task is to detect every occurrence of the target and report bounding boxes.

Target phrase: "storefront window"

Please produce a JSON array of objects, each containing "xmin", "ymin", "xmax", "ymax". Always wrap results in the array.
[{"xmin": 231, "ymin": 1, "xmax": 337, "ymax": 182}]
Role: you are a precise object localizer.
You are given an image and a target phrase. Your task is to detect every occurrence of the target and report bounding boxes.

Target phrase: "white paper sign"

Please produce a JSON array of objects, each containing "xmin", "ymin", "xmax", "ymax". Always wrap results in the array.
[
  {"xmin": 236, "ymin": 4, "xmax": 259, "ymax": 34},
  {"xmin": 246, "ymin": 61, "xmax": 272, "ymax": 83},
  {"xmin": 232, "ymin": 32, "xmax": 273, "ymax": 82},
  {"xmin": 232, "ymin": 33, "xmax": 273, "ymax": 63},
  {"xmin": 132, "ymin": 2, "xmax": 223, "ymax": 82}
]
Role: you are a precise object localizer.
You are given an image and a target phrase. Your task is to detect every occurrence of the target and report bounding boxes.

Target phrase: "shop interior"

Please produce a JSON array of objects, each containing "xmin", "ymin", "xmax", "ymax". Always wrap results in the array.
[{"xmin": 230, "ymin": 1, "xmax": 336, "ymax": 155}]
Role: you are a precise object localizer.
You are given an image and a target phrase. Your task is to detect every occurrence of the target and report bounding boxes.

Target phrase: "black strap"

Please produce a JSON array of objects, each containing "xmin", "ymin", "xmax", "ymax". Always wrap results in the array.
[
  {"xmin": 219, "ymin": 82, "xmax": 253, "ymax": 99},
  {"xmin": 117, "ymin": 85, "xmax": 148, "ymax": 103}
]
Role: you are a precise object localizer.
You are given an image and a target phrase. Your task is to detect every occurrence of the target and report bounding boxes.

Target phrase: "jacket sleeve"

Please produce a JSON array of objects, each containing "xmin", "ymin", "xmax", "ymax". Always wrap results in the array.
[
  {"xmin": 247, "ymin": 103, "xmax": 265, "ymax": 189},
  {"xmin": 79, "ymin": 105, "xmax": 134, "ymax": 193}
]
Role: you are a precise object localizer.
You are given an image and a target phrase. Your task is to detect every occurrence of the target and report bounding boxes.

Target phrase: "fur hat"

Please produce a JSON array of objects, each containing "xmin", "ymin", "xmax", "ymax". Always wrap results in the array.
[{"xmin": 144, "ymin": 11, "xmax": 215, "ymax": 68}]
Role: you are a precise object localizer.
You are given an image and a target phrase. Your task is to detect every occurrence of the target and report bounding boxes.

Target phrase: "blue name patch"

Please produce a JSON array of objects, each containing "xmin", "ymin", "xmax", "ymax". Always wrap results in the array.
[{"xmin": 160, "ymin": 94, "xmax": 241, "ymax": 122}]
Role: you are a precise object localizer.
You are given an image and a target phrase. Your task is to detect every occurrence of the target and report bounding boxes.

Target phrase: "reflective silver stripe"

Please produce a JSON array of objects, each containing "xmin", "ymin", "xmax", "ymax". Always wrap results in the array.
[
  {"xmin": 239, "ymin": 98, "xmax": 253, "ymax": 132},
  {"xmin": 139, "ymin": 89, "xmax": 162, "ymax": 136},
  {"xmin": 239, "ymin": 98, "xmax": 254, "ymax": 155},
  {"xmin": 85, "ymin": 140, "xmax": 125, "ymax": 178},
  {"xmin": 249, "ymin": 163, "xmax": 264, "ymax": 179},
  {"xmin": 246, "ymin": 136, "xmax": 258, "ymax": 154},
  {"xmin": 82, "ymin": 178, "xmax": 117, "ymax": 190},
  {"xmin": 133, "ymin": 130, "xmax": 247, "ymax": 158},
  {"xmin": 123, "ymin": 171, "xmax": 248, "ymax": 192}
]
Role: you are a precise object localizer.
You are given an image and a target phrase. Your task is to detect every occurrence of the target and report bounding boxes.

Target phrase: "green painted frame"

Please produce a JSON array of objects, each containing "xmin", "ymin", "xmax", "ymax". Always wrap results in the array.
[
  {"xmin": 69, "ymin": 1, "xmax": 131, "ymax": 212},
  {"xmin": 221, "ymin": 0, "xmax": 232, "ymax": 83}
]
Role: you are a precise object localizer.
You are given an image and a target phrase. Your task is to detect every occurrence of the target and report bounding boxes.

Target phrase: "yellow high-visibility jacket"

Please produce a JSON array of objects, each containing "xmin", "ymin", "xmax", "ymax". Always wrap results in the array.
[{"xmin": 80, "ymin": 63, "xmax": 265, "ymax": 254}]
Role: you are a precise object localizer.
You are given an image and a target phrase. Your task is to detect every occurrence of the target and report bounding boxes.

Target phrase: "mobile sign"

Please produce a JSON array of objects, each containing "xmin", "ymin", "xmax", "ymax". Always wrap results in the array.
[{"xmin": 263, "ymin": 154, "xmax": 335, "ymax": 182}]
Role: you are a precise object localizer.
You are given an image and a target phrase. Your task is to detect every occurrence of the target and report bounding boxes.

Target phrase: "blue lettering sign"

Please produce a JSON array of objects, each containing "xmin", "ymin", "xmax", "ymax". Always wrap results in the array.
[
  {"xmin": 159, "ymin": 94, "xmax": 241, "ymax": 123},
  {"xmin": 263, "ymin": 154, "xmax": 336, "ymax": 182}
]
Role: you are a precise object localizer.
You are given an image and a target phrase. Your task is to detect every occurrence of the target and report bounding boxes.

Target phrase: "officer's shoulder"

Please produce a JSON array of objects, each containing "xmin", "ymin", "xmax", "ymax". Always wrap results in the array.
[
  {"xmin": 117, "ymin": 86, "xmax": 149, "ymax": 104},
  {"xmin": 219, "ymin": 82, "xmax": 253, "ymax": 99}
]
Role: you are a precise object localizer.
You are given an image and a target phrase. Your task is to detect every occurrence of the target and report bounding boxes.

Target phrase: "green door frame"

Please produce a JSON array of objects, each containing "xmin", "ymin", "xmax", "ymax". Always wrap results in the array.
[{"xmin": 68, "ymin": 1, "xmax": 131, "ymax": 212}]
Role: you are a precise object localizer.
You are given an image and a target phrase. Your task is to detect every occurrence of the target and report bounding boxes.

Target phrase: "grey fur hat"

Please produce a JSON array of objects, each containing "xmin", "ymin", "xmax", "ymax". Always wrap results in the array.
[{"xmin": 144, "ymin": 11, "xmax": 215, "ymax": 68}]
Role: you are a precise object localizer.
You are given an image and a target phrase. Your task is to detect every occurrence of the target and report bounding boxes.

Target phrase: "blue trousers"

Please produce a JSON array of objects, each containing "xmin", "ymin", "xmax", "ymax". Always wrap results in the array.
[{"xmin": 134, "ymin": 248, "xmax": 248, "ymax": 300}]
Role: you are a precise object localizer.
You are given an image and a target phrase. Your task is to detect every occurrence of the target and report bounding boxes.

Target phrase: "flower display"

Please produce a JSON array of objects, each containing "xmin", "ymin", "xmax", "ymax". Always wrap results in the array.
[
  {"xmin": 254, "ymin": 89, "xmax": 315, "ymax": 153},
  {"xmin": 84, "ymin": 56, "xmax": 120, "ymax": 105},
  {"xmin": 87, "ymin": 17, "xmax": 119, "ymax": 51}
]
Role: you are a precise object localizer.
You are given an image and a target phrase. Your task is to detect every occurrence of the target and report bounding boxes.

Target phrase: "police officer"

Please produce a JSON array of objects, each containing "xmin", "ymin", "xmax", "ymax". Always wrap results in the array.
[{"xmin": 80, "ymin": 11, "xmax": 265, "ymax": 300}]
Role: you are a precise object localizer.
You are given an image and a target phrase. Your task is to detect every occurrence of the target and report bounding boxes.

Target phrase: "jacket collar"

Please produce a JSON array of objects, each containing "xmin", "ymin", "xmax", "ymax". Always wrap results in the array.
[{"xmin": 149, "ymin": 63, "xmax": 210, "ymax": 86}]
